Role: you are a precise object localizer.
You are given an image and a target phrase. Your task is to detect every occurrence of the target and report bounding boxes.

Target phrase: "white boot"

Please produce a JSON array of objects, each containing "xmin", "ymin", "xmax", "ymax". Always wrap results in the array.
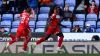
[
  {"xmin": 5, "ymin": 43, "xmax": 10, "ymax": 49},
  {"xmin": 57, "ymin": 47, "xmax": 64, "ymax": 52},
  {"xmin": 32, "ymin": 43, "xmax": 36, "ymax": 51}
]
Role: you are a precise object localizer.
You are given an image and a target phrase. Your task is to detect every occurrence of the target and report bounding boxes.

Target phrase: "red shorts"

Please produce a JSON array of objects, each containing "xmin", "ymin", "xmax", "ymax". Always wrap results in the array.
[
  {"xmin": 16, "ymin": 28, "xmax": 28, "ymax": 39},
  {"xmin": 46, "ymin": 26, "xmax": 60, "ymax": 35}
]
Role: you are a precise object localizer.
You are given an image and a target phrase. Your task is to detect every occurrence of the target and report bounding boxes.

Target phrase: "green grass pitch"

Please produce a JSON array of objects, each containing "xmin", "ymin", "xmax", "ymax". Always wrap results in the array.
[{"xmin": 0, "ymin": 54, "xmax": 100, "ymax": 56}]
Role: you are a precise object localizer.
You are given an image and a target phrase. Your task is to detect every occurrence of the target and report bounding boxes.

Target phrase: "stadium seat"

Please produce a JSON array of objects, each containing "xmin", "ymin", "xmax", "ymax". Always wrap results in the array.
[
  {"xmin": 69, "ymin": 6, "xmax": 74, "ymax": 12},
  {"xmin": 61, "ymin": 21, "xmax": 72, "ymax": 28},
  {"xmin": 0, "ymin": 1, "xmax": 2, "ymax": 6},
  {"xmin": 86, "ymin": 14, "xmax": 97, "ymax": 21},
  {"xmin": 1, "ymin": 21, "xmax": 11, "ymax": 28},
  {"xmin": 73, "ymin": 21, "xmax": 84, "ymax": 28},
  {"xmin": 0, "ymin": 14, "xmax": 1, "ymax": 21},
  {"xmin": 14, "ymin": 14, "xmax": 20, "ymax": 21},
  {"xmin": 84, "ymin": 28, "xmax": 95, "ymax": 32},
  {"xmin": 96, "ymin": 28, "xmax": 100, "ymax": 33},
  {"xmin": 2, "ymin": 14, "xmax": 13, "ymax": 21},
  {"xmin": 30, "ymin": 28, "xmax": 34, "ymax": 32},
  {"xmin": 4, "ymin": 28, "xmax": 10, "ymax": 32},
  {"xmin": 38, "ymin": 14, "xmax": 49, "ymax": 21},
  {"xmin": 35, "ymin": 28, "xmax": 45, "ymax": 32},
  {"xmin": 61, "ymin": 28, "xmax": 70, "ymax": 33},
  {"xmin": 85, "ymin": 21, "xmax": 96, "ymax": 28},
  {"xmin": 75, "ymin": 14, "xmax": 85, "ymax": 21},
  {"xmin": 65, "ymin": 0, "xmax": 76, "ymax": 6},
  {"xmin": 36, "ymin": 21, "xmax": 47, "ymax": 28},
  {"xmin": 29, "ymin": 21, "xmax": 35, "ymax": 28},
  {"xmin": 12, "ymin": 21, "xmax": 20, "ymax": 28},
  {"xmin": 40, "ymin": 7, "xmax": 50, "ymax": 14},
  {"xmin": 54, "ymin": 0, "xmax": 64, "ymax": 7},
  {"xmin": 0, "ymin": 23, "xmax": 1, "ymax": 27},
  {"xmin": 11, "ymin": 28, "xmax": 17, "ymax": 32},
  {"xmin": 97, "ymin": 21, "xmax": 100, "ymax": 28},
  {"xmin": 98, "ymin": 14, "xmax": 100, "ymax": 21}
]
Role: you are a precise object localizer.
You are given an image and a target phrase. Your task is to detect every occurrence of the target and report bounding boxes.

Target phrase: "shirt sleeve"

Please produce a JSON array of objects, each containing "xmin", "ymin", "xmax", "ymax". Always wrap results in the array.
[
  {"xmin": 51, "ymin": 13, "xmax": 56, "ymax": 19},
  {"xmin": 19, "ymin": 13, "xmax": 22, "ymax": 17}
]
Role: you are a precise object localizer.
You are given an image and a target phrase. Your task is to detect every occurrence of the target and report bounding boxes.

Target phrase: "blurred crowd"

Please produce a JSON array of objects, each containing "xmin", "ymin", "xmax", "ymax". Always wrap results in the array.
[{"xmin": 0, "ymin": 0, "xmax": 38, "ymax": 14}]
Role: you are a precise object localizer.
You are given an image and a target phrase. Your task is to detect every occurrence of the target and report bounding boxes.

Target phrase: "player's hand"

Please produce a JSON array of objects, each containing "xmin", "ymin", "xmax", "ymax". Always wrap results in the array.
[{"xmin": 55, "ymin": 32, "xmax": 59, "ymax": 35}]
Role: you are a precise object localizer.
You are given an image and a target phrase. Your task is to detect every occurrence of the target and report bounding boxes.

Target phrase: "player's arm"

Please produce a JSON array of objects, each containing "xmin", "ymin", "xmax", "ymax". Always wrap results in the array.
[
  {"xmin": 59, "ymin": 23, "xmax": 67, "ymax": 28},
  {"xmin": 17, "ymin": 13, "xmax": 22, "ymax": 18},
  {"xmin": 48, "ymin": 13, "xmax": 56, "ymax": 25},
  {"xmin": 50, "ymin": 13, "xmax": 56, "ymax": 19},
  {"xmin": 58, "ymin": 19, "xmax": 67, "ymax": 28},
  {"xmin": 29, "ymin": 8, "xmax": 35, "ymax": 18}
]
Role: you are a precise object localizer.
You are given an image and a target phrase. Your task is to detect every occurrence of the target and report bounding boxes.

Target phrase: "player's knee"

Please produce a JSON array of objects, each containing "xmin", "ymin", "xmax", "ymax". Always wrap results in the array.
[
  {"xmin": 57, "ymin": 33, "xmax": 64, "ymax": 38},
  {"xmin": 45, "ymin": 34, "xmax": 52, "ymax": 40},
  {"xmin": 45, "ymin": 37, "xmax": 49, "ymax": 40}
]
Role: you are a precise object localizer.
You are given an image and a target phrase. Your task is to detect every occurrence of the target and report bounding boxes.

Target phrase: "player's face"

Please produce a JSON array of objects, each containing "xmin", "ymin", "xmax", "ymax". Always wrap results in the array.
[
  {"xmin": 54, "ymin": 9, "xmax": 57, "ymax": 13},
  {"xmin": 0, "ymin": 28, "xmax": 5, "ymax": 32},
  {"xmin": 2, "ymin": 1, "xmax": 6, "ymax": 5},
  {"xmin": 65, "ymin": 6, "xmax": 69, "ymax": 11},
  {"xmin": 92, "ymin": 2, "xmax": 95, "ymax": 5}
]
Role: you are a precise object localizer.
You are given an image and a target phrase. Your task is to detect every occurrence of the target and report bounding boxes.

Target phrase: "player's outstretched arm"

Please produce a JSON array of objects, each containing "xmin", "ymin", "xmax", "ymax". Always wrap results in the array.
[{"xmin": 59, "ymin": 23, "xmax": 67, "ymax": 28}]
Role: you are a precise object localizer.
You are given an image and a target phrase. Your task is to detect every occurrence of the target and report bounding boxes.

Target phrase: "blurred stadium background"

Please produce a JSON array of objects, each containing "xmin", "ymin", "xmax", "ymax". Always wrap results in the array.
[{"xmin": 0, "ymin": 0, "xmax": 100, "ymax": 56}]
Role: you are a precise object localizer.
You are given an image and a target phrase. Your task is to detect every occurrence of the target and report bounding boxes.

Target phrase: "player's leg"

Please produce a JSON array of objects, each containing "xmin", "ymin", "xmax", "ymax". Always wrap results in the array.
[
  {"xmin": 23, "ymin": 36, "xmax": 31, "ymax": 53},
  {"xmin": 5, "ymin": 33, "xmax": 20, "ymax": 48},
  {"xmin": 35, "ymin": 26, "xmax": 53, "ymax": 45},
  {"xmin": 32, "ymin": 26, "xmax": 53, "ymax": 50},
  {"xmin": 9, "ymin": 34, "xmax": 15, "ymax": 40},
  {"xmin": 36, "ymin": 34, "xmax": 52, "ymax": 45},
  {"xmin": 56, "ymin": 32, "xmax": 64, "ymax": 52},
  {"xmin": 3, "ymin": 32, "xmax": 15, "ymax": 40},
  {"xmin": 23, "ymin": 31, "xmax": 31, "ymax": 54},
  {"xmin": 32, "ymin": 34, "xmax": 52, "ymax": 50}
]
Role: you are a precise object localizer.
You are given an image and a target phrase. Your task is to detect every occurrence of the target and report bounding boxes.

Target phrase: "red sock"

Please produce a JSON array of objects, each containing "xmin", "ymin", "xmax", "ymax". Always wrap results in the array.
[
  {"xmin": 23, "ymin": 37, "xmax": 31, "ymax": 51},
  {"xmin": 9, "ymin": 39, "xmax": 16, "ymax": 45},
  {"xmin": 9, "ymin": 34, "xmax": 15, "ymax": 40},
  {"xmin": 23, "ymin": 42, "xmax": 28, "ymax": 51},
  {"xmin": 58, "ymin": 37, "xmax": 63, "ymax": 47},
  {"xmin": 36, "ymin": 37, "xmax": 45, "ymax": 45}
]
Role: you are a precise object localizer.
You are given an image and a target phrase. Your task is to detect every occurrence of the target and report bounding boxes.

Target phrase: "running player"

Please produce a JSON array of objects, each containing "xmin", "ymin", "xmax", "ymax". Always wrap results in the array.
[
  {"xmin": 32, "ymin": 7, "xmax": 67, "ymax": 52},
  {"xmin": 4, "ymin": 7, "xmax": 35, "ymax": 53}
]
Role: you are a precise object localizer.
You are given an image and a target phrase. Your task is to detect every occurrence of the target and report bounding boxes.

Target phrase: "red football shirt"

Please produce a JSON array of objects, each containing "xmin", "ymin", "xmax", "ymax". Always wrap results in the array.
[
  {"xmin": 50, "ymin": 13, "xmax": 60, "ymax": 28},
  {"xmin": 18, "ymin": 11, "xmax": 30, "ymax": 32}
]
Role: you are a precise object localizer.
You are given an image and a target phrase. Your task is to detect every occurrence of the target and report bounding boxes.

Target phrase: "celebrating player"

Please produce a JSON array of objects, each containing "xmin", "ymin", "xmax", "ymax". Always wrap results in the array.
[
  {"xmin": 32, "ymin": 7, "xmax": 66, "ymax": 52},
  {"xmin": 4, "ymin": 7, "xmax": 35, "ymax": 53}
]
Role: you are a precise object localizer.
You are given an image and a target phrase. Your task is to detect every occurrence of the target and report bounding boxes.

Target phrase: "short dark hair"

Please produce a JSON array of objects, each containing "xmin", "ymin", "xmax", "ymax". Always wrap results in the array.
[
  {"xmin": 92, "ymin": 35, "xmax": 100, "ymax": 41},
  {"xmin": 25, "ymin": 7, "xmax": 32, "ymax": 15},
  {"xmin": 92, "ymin": 0, "xmax": 95, "ymax": 2}
]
